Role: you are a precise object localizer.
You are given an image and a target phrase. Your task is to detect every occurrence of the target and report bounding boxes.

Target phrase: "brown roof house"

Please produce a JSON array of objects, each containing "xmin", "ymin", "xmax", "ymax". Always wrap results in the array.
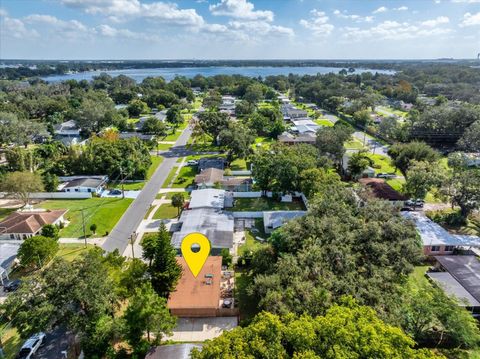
[
  {"xmin": 195, "ymin": 168, "xmax": 251, "ymax": 192},
  {"xmin": 359, "ymin": 178, "xmax": 407, "ymax": 202},
  {"xmin": 0, "ymin": 210, "xmax": 67, "ymax": 240},
  {"xmin": 168, "ymin": 256, "xmax": 222, "ymax": 317}
]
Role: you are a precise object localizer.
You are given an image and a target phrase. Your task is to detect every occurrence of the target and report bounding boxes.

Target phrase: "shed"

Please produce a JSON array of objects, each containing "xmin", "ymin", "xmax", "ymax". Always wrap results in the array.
[{"xmin": 263, "ymin": 211, "xmax": 307, "ymax": 234}]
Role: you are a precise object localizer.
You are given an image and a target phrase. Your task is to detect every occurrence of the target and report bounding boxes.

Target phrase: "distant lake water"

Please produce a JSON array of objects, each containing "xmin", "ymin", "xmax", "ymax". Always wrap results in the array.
[{"xmin": 42, "ymin": 66, "xmax": 395, "ymax": 83}]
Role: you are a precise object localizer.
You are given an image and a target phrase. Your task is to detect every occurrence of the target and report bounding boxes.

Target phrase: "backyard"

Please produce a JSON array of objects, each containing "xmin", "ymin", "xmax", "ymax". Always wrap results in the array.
[
  {"xmin": 152, "ymin": 203, "xmax": 179, "ymax": 219},
  {"xmin": 35, "ymin": 198, "xmax": 133, "ymax": 238},
  {"xmin": 232, "ymin": 197, "xmax": 306, "ymax": 212},
  {"xmin": 163, "ymin": 166, "xmax": 197, "ymax": 189}
]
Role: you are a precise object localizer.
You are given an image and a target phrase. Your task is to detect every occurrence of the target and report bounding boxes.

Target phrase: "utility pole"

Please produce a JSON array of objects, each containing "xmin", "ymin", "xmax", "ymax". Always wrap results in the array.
[
  {"xmin": 120, "ymin": 166, "xmax": 125, "ymax": 199},
  {"xmin": 130, "ymin": 233, "xmax": 136, "ymax": 258},
  {"xmin": 81, "ymin": 209, "xmax": 87, "ymax": 248}
]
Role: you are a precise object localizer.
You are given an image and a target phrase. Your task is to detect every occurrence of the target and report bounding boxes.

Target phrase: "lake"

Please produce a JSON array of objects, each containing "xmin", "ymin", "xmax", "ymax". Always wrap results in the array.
[{"xmin": 42, "ymin": 66, "xmax": 395, "ymax": 83}]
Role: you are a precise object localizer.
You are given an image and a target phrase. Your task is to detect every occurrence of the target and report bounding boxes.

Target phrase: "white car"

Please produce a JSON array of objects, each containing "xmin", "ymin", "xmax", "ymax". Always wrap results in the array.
[
  {"xmin": 16, "ymin": 332, "xmax": 45, "ymax": 359},
  {"xmin": 186, "ymin": 160, "xmax": 198, "ymax": 166}
]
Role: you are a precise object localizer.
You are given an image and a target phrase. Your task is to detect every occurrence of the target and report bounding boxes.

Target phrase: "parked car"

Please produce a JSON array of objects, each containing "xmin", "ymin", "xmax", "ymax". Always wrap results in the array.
[
  {"xmin": 405, "ymin": 199, "xmax": 424, "ymax": 208},
  {"xmin": 376, "ymin": 173, "xmax": 396, "ymax": 179},
  {"xmin": 109, "ymin": 189, "xmax": 122, "ymax": 195},
  {"xmin": 186, "ymin": 160, "xmax": 198, "ymax": 166},
  {"xmin": 4, "ymin": 279, "xmax": 21, "ymax": 292},
  {"xmin": 16, "ymin": 332, "xmax": 46, "ymax": 359}
]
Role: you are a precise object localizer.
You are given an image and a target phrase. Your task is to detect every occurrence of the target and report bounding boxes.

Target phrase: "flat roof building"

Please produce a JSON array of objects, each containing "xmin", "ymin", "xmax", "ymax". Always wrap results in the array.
[
  {"xmin": 168, "ymin": 256, "xmax": 222, "ymax": 317},
  {"xmin": 263, "ymin": 211, "xmax": 307, "ymax": 234},
  {"xmin": 145, "ymin": 344, "xmax": 203, "ymax": 359}
]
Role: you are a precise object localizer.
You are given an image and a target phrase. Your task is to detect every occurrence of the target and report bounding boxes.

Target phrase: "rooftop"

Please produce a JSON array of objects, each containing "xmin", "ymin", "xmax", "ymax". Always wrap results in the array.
[
  {"xmin": 195, "ymin": 168, "xmax": 224, "ymax": 187},
  {"xmin": 171, "ymin": 208, "xmax": 234, "ymax": 249},
  {"xmin": 145, "ymin": 344, "xmax": 203, "ymax": 359},
  {"xmin": 189, "ymin": 189, "xmax": 225, "ymax": 210},
  {"xmin": 168, "ymin": 256, "xmax": 221, "ymax": 311},
  {"xmin": 0, "ymin": 210, "xmax": 67, "ymax": 235},
  {"xmin": 263, "ymin": 211, "xmax": 307, "ymax": 231},
  {"xmin": 434, "ymin": 255, "xmax": 480, "ymax": 305},
  {"xmin": 428, "ymin": 271, "xmax": 480, "ymax": 307},
  {"xmin": 402, "ymin": 212, "xmax": 480, "ymax": 247},
  {"xmin": 359, "ymin": 178, "xmax": 407, "ymax": 201},
  {"xmin": 64, "ymin": 177, "xmax": 106, "ymax": 189},
  {"xmin": 198, "ymin": 157, "xmax": 225, "ymax": 171}
]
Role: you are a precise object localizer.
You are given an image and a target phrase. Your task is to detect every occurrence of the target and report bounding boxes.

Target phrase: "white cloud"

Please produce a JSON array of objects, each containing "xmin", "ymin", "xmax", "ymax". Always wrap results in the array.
[
  {"xmin": 96, "ymin": 24, "xmax": 161, "ymax": 40},
  {"xmin": 229, "ymin": 20, "xmax": 293, "ymax": 37},
  {"xmin": 452, "ymin": 0, "xmax": 480, "ymax": 3},
  {"xmin": 0, "ymin": 8, "xmax": 7, "ymax": 17},
  {"xmin": 61, "ymin": 0, "xmax": 142, "ymax": 17},
  {"xmin": 333, "ymin": 9, "xmax": 373, "ymax": 22},
  {"xmin": 1, "ymin": 17, "xmax": 39, "ymax": 39},
  {"xmin": 394, "ymin": 6, "xmax": 409, "ymax": 11},
  {"xmin": 461, "ymin": 12, "xmax": 480, "ymax": 26},
  {"xmin": 24, "ymin": 14, "xmax": 88, "ymax": 32},
  {"xmin": 421, "ymin": 16, "xmax": 449, "ymax": 27},
  {"xmin": 300, "ymin": 9, "xmax": 334, "ymax": 37},
  {"xmin": 142, "ymin": 3, "xmax": 205, "ymax": 27},
  {"xmin": 342, "ymin": 18, "xmax": 453, "ymax": 41},
  {"xmin": 373, "ymin": 6, "xmax": 388, "ymax": 14},
  {"xmin": 209, "ymin": 0, "xmax": 274, "ymax": 21}
]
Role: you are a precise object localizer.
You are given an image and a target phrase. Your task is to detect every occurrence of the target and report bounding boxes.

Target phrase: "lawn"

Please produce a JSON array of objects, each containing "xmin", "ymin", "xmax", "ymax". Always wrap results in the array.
[
  {"xmin": 234, "ymin": 270, "xmax": 258, "ymax": 321},
  {"xmin": 386, "ymin": 178, "xmax": 405, "ymax": 192},
  {"xmin": 1, "ymin": 325, "xmax": 22, "ymax": 359},
  {"xmin": 145, "ymin": 205, "xmax": 155, "ymax": 219},
  {"xmin": 162, "ymin": 166, "xmax": 179, "ymax": 187},
  {"xmin": 152, "ymin": 203, "xmax": 178, "ymax": 219},
  {"xmin": 367, "ymin": 154, "xmax": 400, "ymax": 174},
  {"xmin": 409, "ymin": 265, "xmax": 431, "ymax": 288},
  {"xmin": 156, "ymin": 143, "xmax": 174, "ymax": 151},
  {"xmin": 36, "ymin": 198, "xmax": 133, "ymax": 238},
  {"xmin": 233, "ymin": 197, "xmax": 305, "ymax": 212},
  {"xmin": 56, "ymin": 243, "xmax": 94, "ymax": 261},
  {"xmin": 344, "ymin": 138, "xmax": 366, "ymax": 150},
  {"xmin": 315, "ymin": 118, "xmax": 334, "ymax": 127},
  {"xmin": 171, "ymin": 166, "xmax": 197, "ymax": 189},
  {"xmin": 146, "ymin": 156, "xmax": 164, "ymax": 180},
  {"xmin": 230, "ymin": 158, "xmax": 249, "ymax": 171},
  {"xmin": 238, "ymin": 230, "xmax": 267, "ymax": 256},
  {"xmin": 164, "ymin": 191, "xmax": 190, "ymax": 200},
  {"xmin": 162, "ymin": 129, "xmax": 183, "ymax": 142}
]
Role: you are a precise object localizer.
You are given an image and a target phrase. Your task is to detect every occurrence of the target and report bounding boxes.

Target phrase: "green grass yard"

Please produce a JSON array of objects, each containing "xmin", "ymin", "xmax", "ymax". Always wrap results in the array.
[
  {"xmin": 146, "ymin": 156, "xmax": 163, "ymax": 179},
  {"xmin": 56, "ymin": 243, "xmax": 94, "ymax": 262},
  {"xmin": 344, "ymin": 138, "xmax": 366, "ymax": 150},
  {"xmin": 367, "ymin": 154, "xmax": 400, "ymax": 175},
  {"xmin": 171, "ymin": 166, "xmax": 197, "ymax": 188},
  {"xmin": 162, "ymin": 129, "xmax": 183, "ymax": 142},
  {"xmin": 35, "ymin": 198, "xmax": 133, "ymax": 238},
  {"xmin": 230, "ymin": 158, "xmax": 249, "ymax": 171},
  {"xmin": 152, "ymin": 203, "xmax": 178, "ymax": 219},
  {"xmin": 232, "ymin": 197, "xmax": 305, "ymax": 212},
  {"xmin": 0, "ymin": 208, "xmax": 16, "ymax": 221},
  {"xmin": 315, "ymin": 119, "xmax": 334, "ymax": 127}
]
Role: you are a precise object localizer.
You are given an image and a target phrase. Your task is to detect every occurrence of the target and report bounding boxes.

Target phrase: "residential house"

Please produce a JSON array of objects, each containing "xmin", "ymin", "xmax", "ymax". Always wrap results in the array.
[
  {"xmin": 290, "ymin": 119, "xmax": 320, "ymax": 134},
  {"xmin": 171, "ymin": 189, "xmax": 234, "ymax": 255},
  {"xmin": 54, "ymin": 120, "xmax": 81, "ymax": 146},
  {"xmin": 278, "ymin": 132, "xmax": 316, "ymax": 145},
  {"xmin": 402, "ymin": 212, "xmax": 480, "ymax": 255},
  {"xmin": 462, "ymin": 153, "xmax": 480, "ymax": 167},
  {"xmin": 281, "ymin": 104, "xmax": 308, "ymax": 120},
  {"xmin": 359, "ymin": 178, "xmax": 406, "ymax": 200},
  {"xmin": 0, "ymin": 210, "xmax": 67, "ymax": 240},
  {"xmin": 343, "ymin": 154, "xmax": 377, "ymax": 179},
  {"xmin": 428, "ymin": 255, "xmax": 480, "ymax": 313},
  {"xmin": 60, "ymin": 176, "xmax": 108, "ymax": 194},
  {"xmin": 168, "ymin": 256, "xmax": 222, "ymax": 317},
  {"xmin": 118, "ymin": 132, "xmax": 155, "ymax": 141},
  {"xmin": 195, "ymin": 168, "xmax": 251, "ymax": 191},
  {"xmin": 263, "ymin": 211, "xmax": 307, "ymax": 234},
  {"xmin": 198, "ymin": 157, "xmax": 225, "ymax": 171}
]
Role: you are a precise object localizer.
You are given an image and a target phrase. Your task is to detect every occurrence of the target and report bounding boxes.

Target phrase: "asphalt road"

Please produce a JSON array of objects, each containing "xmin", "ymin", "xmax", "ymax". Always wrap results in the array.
[{"xmin": 102, "ymin": 127, "xmax": 192, "ymax": 254}]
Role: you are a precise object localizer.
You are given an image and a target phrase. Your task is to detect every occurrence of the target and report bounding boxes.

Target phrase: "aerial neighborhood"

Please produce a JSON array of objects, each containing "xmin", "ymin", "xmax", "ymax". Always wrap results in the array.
[{"xmin": 0, "ymin": 60, "xmax": 479, "ymax": 359}]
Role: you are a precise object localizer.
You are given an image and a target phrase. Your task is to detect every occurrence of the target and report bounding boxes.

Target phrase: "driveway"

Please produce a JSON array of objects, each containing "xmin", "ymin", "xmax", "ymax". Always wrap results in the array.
[
  {"xmin": 166, "ymin": 317, "xmax": 238, "ymax": 342},
  {"xmin": 102, "ymin": 127, "xmax": 192, "ymax": 254}
]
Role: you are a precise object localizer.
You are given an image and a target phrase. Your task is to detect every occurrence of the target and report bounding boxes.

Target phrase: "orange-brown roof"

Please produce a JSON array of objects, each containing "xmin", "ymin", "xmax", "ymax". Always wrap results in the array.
[
  {"xmin": 195, "ymin": 168, "xmax": 224, "ymax": 185},
  {"xmin": 0, "ymin": 210, "xmax": 67, "ymax": 234},
  {"xmin": 168, "ymin": 256, "xmax": 221, "ymax": 310},
  {"xmin": 359, "ymin": 178, "xmax": 407, "ymax": 201}
]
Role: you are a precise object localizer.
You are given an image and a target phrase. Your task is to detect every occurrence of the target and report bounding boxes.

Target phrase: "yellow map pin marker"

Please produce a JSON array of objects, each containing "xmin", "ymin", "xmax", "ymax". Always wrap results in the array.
[{"xmin": 181, "ymin": 233, "xmax": 211, "ymax": 277}]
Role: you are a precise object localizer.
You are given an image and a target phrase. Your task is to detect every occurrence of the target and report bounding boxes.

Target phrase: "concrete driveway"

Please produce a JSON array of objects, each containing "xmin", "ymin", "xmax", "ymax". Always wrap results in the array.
[{"xmin": 166, "ymin": 317, "xmax": 238, "ymax": 342}]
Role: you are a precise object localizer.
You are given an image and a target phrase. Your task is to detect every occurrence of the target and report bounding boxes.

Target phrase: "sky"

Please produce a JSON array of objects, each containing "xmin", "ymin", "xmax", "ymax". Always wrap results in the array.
[{"xmin": 0, "ymin": 0, "xmax": 479, "ymax": 60}]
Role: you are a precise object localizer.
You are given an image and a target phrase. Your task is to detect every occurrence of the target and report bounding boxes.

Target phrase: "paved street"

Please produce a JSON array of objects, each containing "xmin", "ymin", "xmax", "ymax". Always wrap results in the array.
[{"xmin": 102, "ymin": 127, "xmax": 192, "ymax": 254}]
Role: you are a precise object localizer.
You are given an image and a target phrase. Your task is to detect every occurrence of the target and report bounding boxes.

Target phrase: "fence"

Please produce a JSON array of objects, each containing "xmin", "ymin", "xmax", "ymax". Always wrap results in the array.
[
  {"xmin": 229, "ymin": 170, "xmax": 252, "ymax": 176},
  {"xmin": 230, "ymin": 211, "xmax": 263, "ymax": 218},
  {"xmin": 30, "ymin": 192, "xmax": 92, "ymax": 199}
]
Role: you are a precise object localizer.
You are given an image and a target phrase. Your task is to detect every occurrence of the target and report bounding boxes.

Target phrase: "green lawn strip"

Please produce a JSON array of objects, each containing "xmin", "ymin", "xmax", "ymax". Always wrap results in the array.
[
  {"xmin": 146, "ymin": 156, "xmax": 164, "ymax": 180},
  {"xmin": 127, "ymin": 118, "xmax": 139, "ymax": 124},
  {"xmin": 152, "ymin": 203, "xmax": 178, "ymax": 219},
  {"xmin": 56, "ymin": 243, "xmax": 94, "ymax": 262},
  {"xmin": 112, "ymin": 181, "xmax": 144, "ymax": 191},
  {"xmin": 35, "ymin": 198, "xmax": 133, "ymax": 238},
  {"xmin": 176, "ymin": 153, "xmax": 224, "ymax": 164},
  {"xmin": 164, "ymin": 191, "xmax": 190, "ymax": 200},
  {"xmin": 0, "ymin": 208, "xmax": 17, "ymax": 221},
  {"xmin": 171, "ymin": 166, "xmax": 197, "ymax": 189},
  {"xmin": 238, "ymin": 230, "xmax": 267, "ymax": 256},
  {"xmin": 315, "ymin": 119, "xmax": 334, "ymax": 127},
  {"xmin": 162, "ymin": 166, "xmax": 179, "ymax": 188},
  {"xmin": 367, "ymin": 154, "xmax": 400, "ymax": 174},
  {"xmin": 156, "ymin": 143, "xmax": 173, "ymax": 151},
  {"xmin": 234, "ymin": 270, "xmax": 259, "ymax": 321},
  {"xmin": 409, "ymin": 265, "xmax": 431, "ymax": 288},
  {"xmin": 386, "ymin": 178, "xmax": 405, "ymax": 192},
  {"xmin": 162, "ymin": 129, "xmax": 183, "ymax": 142},
  {"xmin": 344, "ymin": 138, "xmax": 365, "ymax": 150},
  {"xmin": 233, "ymin": 197, "xmax": 305, "ymax": 211},
  {"xmin": 230, "ymin": 158, "xmax": 248, "ymax": 171},
  {"xmin": 145, "ymin": 205, "xmax": 155, "ymax": 219}
]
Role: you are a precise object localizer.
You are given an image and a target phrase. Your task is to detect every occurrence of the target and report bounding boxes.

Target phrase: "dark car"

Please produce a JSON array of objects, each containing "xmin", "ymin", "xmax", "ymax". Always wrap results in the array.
[
  {"xmin": 109, "ymin": 189, "xmax": 122, "ymax": 195},
  {"xmin": 4, "ymin": 279, "xmax": 22, "ymax": 292}
]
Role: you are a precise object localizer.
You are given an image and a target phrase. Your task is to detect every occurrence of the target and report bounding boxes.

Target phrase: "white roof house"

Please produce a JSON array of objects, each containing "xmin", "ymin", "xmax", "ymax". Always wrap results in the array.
[
  {"xmin": 189, "ymin": 189, "xmax": 226, "ymax": 210},
  {"xmin": 263, "ymin": 211, "xmax": 307, "ymax": 234},
  {"xmin": 54, "ymin": 120, "xmax": 80, "ymax": 136}
]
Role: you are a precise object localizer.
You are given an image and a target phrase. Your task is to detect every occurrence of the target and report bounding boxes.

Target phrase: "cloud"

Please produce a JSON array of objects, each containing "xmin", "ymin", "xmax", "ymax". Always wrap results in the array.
[
  {"xmin": 373, "ymin": 6, "xmax": 388, "ymax": 14},
  {"xmin": 1, "ymin": 17, "xmax": 39, "ymax": 39},
  {"xmin": 96, "ymin": 24, "xmax": 160, "ymax": 40},
  {"xmin": 229, "ymin": 20, "xmax": 294, "ymax": 37},
  {"xmin": 421, "ymin": 16, "xmax": 449, "ymax": 27},
  {"xmin": 209, "ymin": 0, "xmax": 274, "ymax": 21},
  {"xmin": 300, "ymin": 9, "xmax": 334, "ymax": 37},
  {"xmin": 24, "ymin": 14, "xmax": 88, "ymax": 32},
  {"xmin": 394, "ymin": 6, "xmax": 409, "ymax": 11},
  {"xmin": 342, "ymin": 18, "xmax": 453, "ymax": 41},
  {"xmin": 452, "ymin": 0, "xmax": 480, "ymax": 3},
  {"xmin": 333, "ymin": 9, "xmax": 374, "ymax": 22},
  {"xmin": 0, "ymin": 8, "xmax": 7, "ymax": 17},
  {"xmin": 60, "ymin": 0, "xmax": 142, "ymax": 17},
  {"xmin": 461, "ymin": 12, "xmax": 480, "ymax": 26}
]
